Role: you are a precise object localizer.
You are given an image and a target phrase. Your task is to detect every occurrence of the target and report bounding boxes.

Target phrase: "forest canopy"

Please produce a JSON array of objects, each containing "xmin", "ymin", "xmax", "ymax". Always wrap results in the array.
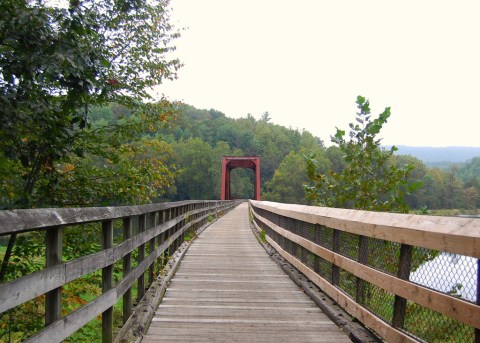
[{"xmin": 51, "ymin": 101, "xmax": 479, "ymax": 211}]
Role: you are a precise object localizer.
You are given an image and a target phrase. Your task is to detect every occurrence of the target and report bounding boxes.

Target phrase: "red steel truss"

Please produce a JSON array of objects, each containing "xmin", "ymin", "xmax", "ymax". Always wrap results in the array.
[{"xmin": 221, "ymin": 156, "xmax": 260, "ymax": 200}]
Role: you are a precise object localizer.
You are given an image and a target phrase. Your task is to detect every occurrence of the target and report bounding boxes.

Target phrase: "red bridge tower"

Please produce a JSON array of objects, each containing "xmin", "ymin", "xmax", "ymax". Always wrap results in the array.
[{"xmin": 221, "ymin": 156, "xmax": 260, "ymax": 200}]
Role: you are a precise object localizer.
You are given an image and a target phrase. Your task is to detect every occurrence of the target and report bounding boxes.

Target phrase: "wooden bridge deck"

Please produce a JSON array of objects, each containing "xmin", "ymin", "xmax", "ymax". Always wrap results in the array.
[{"xmin": 142, "ymin": 203, "xmax": 351, "ymax": 343}]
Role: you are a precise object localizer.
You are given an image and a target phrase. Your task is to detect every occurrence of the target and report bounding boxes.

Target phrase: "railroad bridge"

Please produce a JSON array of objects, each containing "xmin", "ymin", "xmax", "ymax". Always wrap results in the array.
[{"xmin": 0, "ymin": 199, "xmax": 479, "ymax": 342}]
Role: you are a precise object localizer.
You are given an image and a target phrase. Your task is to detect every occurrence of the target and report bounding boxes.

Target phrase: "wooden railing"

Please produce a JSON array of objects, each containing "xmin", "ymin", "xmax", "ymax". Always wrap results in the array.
[
  {"xmin": 250, "ymin": 200, "xmax": 480, "ymax": 343},
  {"xmin": 0, "ymin": 200, "xmax": 239, "ymax": 342}
]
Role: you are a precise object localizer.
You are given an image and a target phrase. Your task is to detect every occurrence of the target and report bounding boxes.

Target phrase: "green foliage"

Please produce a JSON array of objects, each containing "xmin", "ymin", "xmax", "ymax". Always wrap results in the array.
[
  {"xmin": 0, "ymin": 1, "xmax": 181, "ymax": 340},
  {"xmin": 259, "ymin": 229, "xmax": 267, "ymax": 243},
  {"xmin": 63, "ymin": 224, "xmax": 102, "ymax": 261},
  {"xmin": 404, "ymin": 301, "xmax": 473, "ymax": 342},
  {"xmin": 457, "ymin": 157, "xmax": 480, "ymax": 182},
  {"xmin": 159, "ymin": 101, "xmax": 477, "ymax": 210},
  {"xmin": 1, "ymin": 296, "xmax": 45, "ymax": 342},
  {"xmin": 3, "ymin": 232, "xmax": 45, "ymax": 279},
  {"xmin": 156, "ymin": 104, "xmax": 326, "ymax": 201},
  {"xmin": 0, "ymin": 0, "xmax": 180, "ymax": 208},
  {"xmin": 263, "ymin": 150, "xmax": 326, "ymax": 204},
  {"xmin": 170, "ymin": 138, "xmax": 224, "ymax": 200},
  {"xmin": 159, "ymin": 104, "xmax": 325, "ymax": 186},
  {"xmin": 305, "ymin": 96, "xmax": 420, "ymax": 213},
  {"xmin": 51, "ymin": 136, "xmax": 176, "ymax": 206},
  {"xmin": 184, "ymin": 229, "xmax": 197, "ymax": 242}
]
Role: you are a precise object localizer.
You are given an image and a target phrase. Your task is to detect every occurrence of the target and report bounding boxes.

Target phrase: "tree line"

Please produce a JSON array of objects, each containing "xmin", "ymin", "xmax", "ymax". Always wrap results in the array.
[
  {"xmin": 4, "ymin": 98, "xmax": 478, "ymax": 211},
  {"xmin": 1, "ymin": 91, "xmax": 478, "ymax": 212},
  {"xmin": 71, "ymin": 101, "xmax": 480, "ymax": 211}
]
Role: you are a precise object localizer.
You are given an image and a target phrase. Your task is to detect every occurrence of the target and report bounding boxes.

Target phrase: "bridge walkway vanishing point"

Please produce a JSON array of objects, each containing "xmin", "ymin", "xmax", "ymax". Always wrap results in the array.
[{"xmin": 143, "ymin": 203, "xmax": 352, "ymax": 343}]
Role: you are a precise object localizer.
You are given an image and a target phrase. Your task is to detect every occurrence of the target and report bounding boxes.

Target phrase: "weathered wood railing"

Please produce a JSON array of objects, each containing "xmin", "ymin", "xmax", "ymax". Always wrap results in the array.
[
  {"xmin": 0, "ymin": 200, "xmax": 239, "ymax": 342},
  {"xmin": 250, "ymin": 200, "xmax": 480, "ymax": 343}
]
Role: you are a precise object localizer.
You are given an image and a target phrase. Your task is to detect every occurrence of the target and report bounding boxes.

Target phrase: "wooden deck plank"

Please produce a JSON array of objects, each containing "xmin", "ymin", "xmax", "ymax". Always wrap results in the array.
[{"xmin": 142, "ymin": 203, "xmax": 351, "ymax": 343}]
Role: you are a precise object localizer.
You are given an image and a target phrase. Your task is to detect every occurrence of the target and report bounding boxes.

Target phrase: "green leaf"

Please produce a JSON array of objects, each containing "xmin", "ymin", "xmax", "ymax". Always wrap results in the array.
[
  {"xmin": 356, "ymin": 95, "xmax": 366, "ymax": 106},
  {"xmin": 306, "ymin": 96, "xmax": 417, "ymax": 213}
]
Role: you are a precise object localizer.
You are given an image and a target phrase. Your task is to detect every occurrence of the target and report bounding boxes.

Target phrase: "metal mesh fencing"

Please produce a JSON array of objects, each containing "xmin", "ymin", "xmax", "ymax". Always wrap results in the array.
[{"xmin": 251, "ymin": 204, "xmax": 479, "ymax": 343}]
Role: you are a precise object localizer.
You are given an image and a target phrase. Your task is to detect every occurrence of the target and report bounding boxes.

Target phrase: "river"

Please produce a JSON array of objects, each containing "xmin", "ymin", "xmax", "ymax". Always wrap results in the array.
[{"xmin": 410, "ymin": 252, "xmax": 478, "ymax": 302}]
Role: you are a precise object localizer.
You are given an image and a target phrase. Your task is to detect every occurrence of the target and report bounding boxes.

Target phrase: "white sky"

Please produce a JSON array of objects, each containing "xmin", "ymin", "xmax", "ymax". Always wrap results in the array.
[{"xmin": 158, "ymin": 0, "xmax": 480, "ymax": 147}]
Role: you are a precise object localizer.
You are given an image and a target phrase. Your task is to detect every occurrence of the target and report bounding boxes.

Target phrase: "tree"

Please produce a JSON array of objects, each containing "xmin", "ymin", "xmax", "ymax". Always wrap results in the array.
[
  {"xmin": 0, "ymin": 0, "xmax": 180, "ymax": 298},
  {"xmin": 445, "ymin": 167, "xmax": 464, "ymax": 209},
  {"xmin": 392, "ymin": 155, "xmax": 427, "ymax": 209},
  {"xmin": 418, "ymin": 168, "xmax": 447, "ymax": 209},
  {"xmin": 170, "ymin": 138, "xmax": 218, "ymax": 200},
  {"xmin": 0, "ymin": 0, "xmax": 180, "ymax": 208},
  {"xmin": 261, "ymin": 111, "xmax": 271, "ymax": 123},
  {"xmin": 305, "ymin": 96, "xmax": 419, "ymax": 213},
  {"xmin": 264, "ymin": 150, "xmax": 328, "ymax": 204}
]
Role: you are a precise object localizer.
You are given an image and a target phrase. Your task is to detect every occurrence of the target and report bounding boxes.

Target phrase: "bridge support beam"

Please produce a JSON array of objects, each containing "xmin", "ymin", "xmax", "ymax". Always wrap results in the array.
[{"xmin": 221, "ymin": 156, "xmax": 261, "ymax": 200}]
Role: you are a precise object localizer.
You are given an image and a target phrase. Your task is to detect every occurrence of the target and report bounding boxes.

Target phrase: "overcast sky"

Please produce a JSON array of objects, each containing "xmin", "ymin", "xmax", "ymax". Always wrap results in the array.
[{"xmin": 158, "ymin": 0, "xmax": 480, "ymax": 147}]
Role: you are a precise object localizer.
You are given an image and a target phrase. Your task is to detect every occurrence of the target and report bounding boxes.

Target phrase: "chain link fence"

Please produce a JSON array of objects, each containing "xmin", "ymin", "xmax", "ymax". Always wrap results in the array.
[{"xmin": 251, "ymin": 203, "xmax": 479, "ymax": 343}]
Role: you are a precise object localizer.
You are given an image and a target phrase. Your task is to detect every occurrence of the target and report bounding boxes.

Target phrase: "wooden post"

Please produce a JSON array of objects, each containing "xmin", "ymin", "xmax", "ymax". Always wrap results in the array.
[
  {"xmin": 176, "ymin": 207, "xmax": 182, "ymax": 249},
  {"xmin": 137, "ymin": 214, "xmax": 146, "ymax": 301},
  {"xmin": 392, "ymin": 244, "xmax": 413, "ymax": 329},
  {"xmin": 102, "ymin": 220, "xmax": 114, "ymax": 343},
  {"xmin": 45, "ymin": 227, "xmax": 63, "ymax": 326},
  {"xmin": 332, "ymin": 230, "xmax": 340, "ymax": 286},
  {"xmin": 356, "ymin": 236, "xmax": 369, "ymax": 305},
  {"xmin": 157, "ymin": 210, "xmax": 165, "ymax": 270},
  {"xmin": 160, "ymin": 210, "xmax": 167, "ymax": 267},
  {"xmin": 193, "ymin": 204, "xmax": 198, "ymax": 230},
  {"xmin": 122, "ymin": 217, "xmax": 132, "ymax": 324},
  {"xmin": 174, "ymin": 207, "xmax": 180, "ymax": 250},
  {"xmin": 313, "ymin": 224, "xmax": 321, "ymax": 274},
  {"xmin": 168, "ymin": 208, "xmax": 176, "ymax": 257},
  {"xmin": 148, "ymin": 212, "xmax": 156, "ymax": 285},
  {"xmin": 476, "ymin": 258, "xmax": 480, "ymax": 343},
  {"xmin": 182, "ymin": 205, "xmax": 188, "ymax": 243},
  {"xmin": 180, "ymin": 206, "xmax": 186, "ymax": 245}
]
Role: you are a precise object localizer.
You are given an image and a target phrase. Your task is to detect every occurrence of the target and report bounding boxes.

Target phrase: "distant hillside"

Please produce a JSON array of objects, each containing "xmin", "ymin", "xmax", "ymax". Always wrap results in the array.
[{"xmin": 389, "ymin": 146, "xmax": 480, "ymax": 165}]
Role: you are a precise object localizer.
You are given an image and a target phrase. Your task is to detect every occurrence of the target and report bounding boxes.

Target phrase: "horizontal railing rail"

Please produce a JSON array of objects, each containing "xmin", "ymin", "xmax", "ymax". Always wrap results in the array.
[
  {"xmin": 0, "ymin": 200, "xmax": 241, "ymax": 342},
  {"xmin": 250, "ymin": 200, "xmax": 480, "ymax": 343}
]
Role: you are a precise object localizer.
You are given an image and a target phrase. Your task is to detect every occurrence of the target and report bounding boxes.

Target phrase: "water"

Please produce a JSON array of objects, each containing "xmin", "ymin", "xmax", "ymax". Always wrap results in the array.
[{"xmin": 410, "ymin": 253, "xmax": 478, "ymax": 302}]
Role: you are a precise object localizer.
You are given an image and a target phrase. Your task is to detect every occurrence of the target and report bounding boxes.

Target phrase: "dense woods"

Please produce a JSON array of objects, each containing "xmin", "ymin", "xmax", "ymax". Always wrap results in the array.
[
  {"xmin": 2, "ymin": 100, "xmax": 478, "ymax": 211},
  {"xmin": 60, "ymin": 101, "xmax": 480, "ymax": 211}
]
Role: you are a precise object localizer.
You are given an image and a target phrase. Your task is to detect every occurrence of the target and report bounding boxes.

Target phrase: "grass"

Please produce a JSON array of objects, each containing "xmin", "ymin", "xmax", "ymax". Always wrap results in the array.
[
  {"xmin": 414, "ymin": 208, "xmax": 479, "ymax": 216},
  {"xmin": 259, "ymin": 229, "xmax": 267, "ymax": 243},
  {"xmin": 184, "ymin": 229, "xmax": 197, "ymax": 242}
]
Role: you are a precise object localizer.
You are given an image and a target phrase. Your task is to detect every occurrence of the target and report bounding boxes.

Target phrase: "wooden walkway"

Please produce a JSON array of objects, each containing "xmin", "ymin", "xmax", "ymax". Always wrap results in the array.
[{"xmin": 142, "ymin": 203, "xmax": 351, "ymax": 343}]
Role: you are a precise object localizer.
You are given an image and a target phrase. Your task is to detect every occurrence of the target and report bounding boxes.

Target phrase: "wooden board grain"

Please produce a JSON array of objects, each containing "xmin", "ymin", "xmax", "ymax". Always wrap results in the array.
[
  {"xmin": 250, "ymin": 201, "xmax": 480, "ymax": 257},
  {"xmin": 142, "ymin": 203, "xmax": 351, "ymax": 343},
  {"xmin": 253, "ymin": 209, "xmax": 480, "ymax": 329}
]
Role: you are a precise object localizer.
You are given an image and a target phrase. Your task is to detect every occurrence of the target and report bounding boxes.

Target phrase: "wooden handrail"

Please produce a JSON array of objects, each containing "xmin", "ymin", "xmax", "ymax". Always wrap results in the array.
[
  {"xmin": 251, "ymin": 201, "xmax": 480, "ymax": 257},
  {"xmin": 0, "ymin": 200, "xmax": 211, "ymax": 234},
  {"xmin": 250, "ymin": 200, "xmax": 480, "ymax": 343},
  {"xmin": 0, "ymin": 200, "xmax": 240, "ymax": 342}
]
